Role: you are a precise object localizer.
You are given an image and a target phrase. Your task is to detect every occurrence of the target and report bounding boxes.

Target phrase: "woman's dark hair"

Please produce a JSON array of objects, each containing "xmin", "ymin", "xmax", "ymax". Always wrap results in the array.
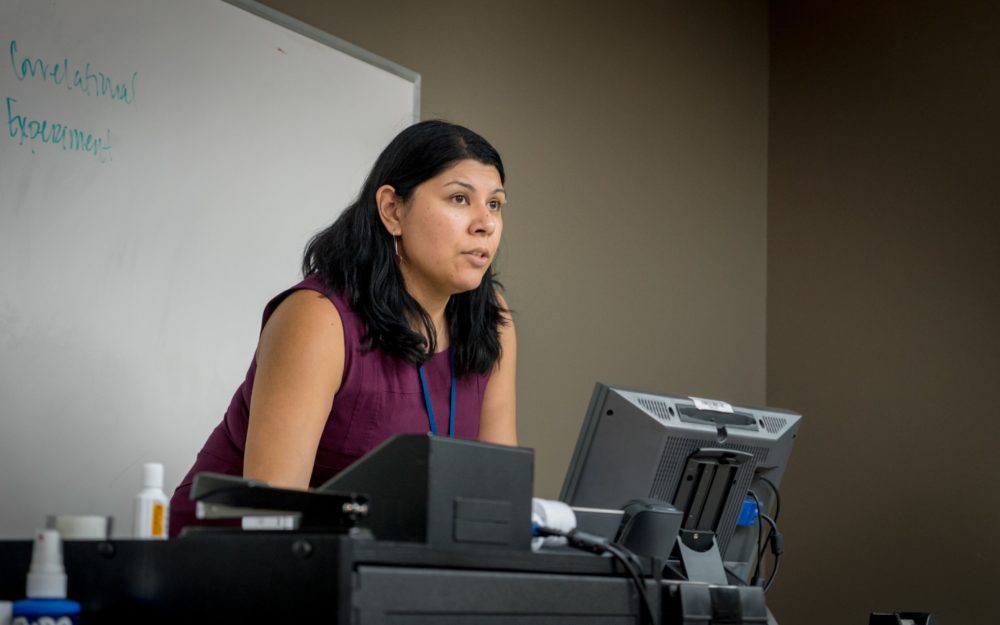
[{"xmin": 302, "ymin": 120, "xmax": 508, "ymax": 375}]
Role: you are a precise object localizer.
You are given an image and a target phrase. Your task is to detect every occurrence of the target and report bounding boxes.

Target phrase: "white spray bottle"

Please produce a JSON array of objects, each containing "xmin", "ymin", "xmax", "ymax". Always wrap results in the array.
[
  {"xmin": 11, "ymin": 529, "xmax": 81, "ymax": 625},
  {"xmin": 133, "ymin": 462, "xmax": 169, "ymax": 539}
]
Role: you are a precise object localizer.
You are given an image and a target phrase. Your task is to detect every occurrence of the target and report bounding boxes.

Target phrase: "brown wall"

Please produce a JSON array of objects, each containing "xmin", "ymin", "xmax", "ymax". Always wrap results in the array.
[
  {"xmin": 256, "ymin": 1, "xmax": 1000, "ymax": 622},
  {"xmin": 248, "ymin": 0, "xmax": 1000, "ymax": 622},
  {"xmin": 260, "ymin": 0, "xmax": 771, "ymax": 497},
  {"xmin": 767, "ymin": 2, "xmax": 1000, "ymax": 623}
]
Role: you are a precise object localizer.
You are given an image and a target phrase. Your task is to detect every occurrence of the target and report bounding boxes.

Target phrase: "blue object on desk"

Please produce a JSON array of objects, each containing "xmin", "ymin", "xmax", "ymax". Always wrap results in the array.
[
  {"xmin": 12, "ymin": 598, "xmax": 81, "ymax": 624},
  {"xmin": 736, "ymin": 497, "xmax": 759, "ymax": 526}
]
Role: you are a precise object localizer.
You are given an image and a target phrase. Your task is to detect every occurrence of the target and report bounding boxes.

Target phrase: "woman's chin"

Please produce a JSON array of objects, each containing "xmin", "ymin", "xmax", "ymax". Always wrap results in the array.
[{"xmin": 451, "ymin": 274, "xmax": 488, "ymax": 295}]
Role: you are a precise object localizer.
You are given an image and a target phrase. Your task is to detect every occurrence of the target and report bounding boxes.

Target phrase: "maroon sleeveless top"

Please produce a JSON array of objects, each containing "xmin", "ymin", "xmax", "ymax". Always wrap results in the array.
[{"xmin": 169, "ymin": 274, "xmax": 491, "ymax": 535}]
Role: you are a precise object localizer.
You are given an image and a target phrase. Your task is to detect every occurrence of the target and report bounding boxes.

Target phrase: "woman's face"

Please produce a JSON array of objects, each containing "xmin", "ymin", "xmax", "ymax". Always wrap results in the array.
[{"xmin": 388, "ymin": 159, "xmax": 505, "ymax": 303}]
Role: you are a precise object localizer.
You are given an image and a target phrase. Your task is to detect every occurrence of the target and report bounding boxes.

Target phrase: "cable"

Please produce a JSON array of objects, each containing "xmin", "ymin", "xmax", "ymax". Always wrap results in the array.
[
  {"xmin": 747, "ymin": 490, "xmax": 765, "ymax": 585},
  {"xmin": 751, "ymin": 477, "xmax": 784, "ymax": 571},
  {"xmin": 764, "ymin": 554, "xmax": 781, "ymax": 593},
  {"xmin": 757, "ymin": 513, "xmax": 783, "ymax": 593},
  {"xmin": 604, "ymin": 542, "xmax": 657, "ymax": 625},
  {"xmin": 757, "ymin": 513, "xmax": 777, "ymax": 561},
  {"xmin": 754, "ymin": 476, "xmax": 781, "ymax": 522},
  {"xmin": 535, "ymin": 526, "xmax": 657, "ymax": 625},
  {"xmin": 569, "ymin": 530, "xmax": 655, "ymax": 625}
]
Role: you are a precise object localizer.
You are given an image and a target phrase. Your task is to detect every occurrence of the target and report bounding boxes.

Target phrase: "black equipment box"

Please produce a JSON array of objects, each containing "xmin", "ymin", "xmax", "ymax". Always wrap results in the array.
[{"xmin": 318, "ymin": 434, "xmax": 534, "ymax": 550}]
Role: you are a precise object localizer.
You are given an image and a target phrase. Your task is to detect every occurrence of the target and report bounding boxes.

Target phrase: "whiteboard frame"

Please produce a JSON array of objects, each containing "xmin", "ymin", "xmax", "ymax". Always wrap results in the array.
[{"xmin": 223, "ymin": 0, "xmax": 421, "ymax": 121}]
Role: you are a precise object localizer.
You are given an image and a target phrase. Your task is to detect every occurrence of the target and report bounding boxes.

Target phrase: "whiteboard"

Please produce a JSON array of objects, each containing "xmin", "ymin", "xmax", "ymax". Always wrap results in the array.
[{"xmin": 0, "ymin": 0, "xmax": 418, "ymax": 538}]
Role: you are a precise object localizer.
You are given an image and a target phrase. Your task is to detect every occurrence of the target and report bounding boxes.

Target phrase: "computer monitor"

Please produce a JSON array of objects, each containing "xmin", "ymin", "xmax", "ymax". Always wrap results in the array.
[{"xmin": 560, "ymin": 383, "xmax": 801, "ymax": 581}]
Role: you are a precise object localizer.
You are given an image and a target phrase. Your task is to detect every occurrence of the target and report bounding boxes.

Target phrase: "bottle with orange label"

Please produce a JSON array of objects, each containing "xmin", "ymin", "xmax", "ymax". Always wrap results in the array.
[{"xmin": 133, "ymin": 462, "xmax": 169, "ymax": 539}]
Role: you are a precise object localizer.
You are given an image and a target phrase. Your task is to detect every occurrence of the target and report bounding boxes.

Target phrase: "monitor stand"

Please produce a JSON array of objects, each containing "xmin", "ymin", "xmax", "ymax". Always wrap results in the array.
[
  {"xmin": 675, "ymin": 528, "xmax": 728, "ymax": 585},
  {"xmin": 666, "ymin": 447, "xmax": 753, "ymax": 585}
]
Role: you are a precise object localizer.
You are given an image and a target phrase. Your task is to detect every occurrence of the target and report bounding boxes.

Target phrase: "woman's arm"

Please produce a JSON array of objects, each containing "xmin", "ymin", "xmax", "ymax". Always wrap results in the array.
[
  {"xmin": 243, "ymin": 289, "xmax": 345, "ymax": 488},
  {"xmin": 478, "ymin": 299, "xmax": 517, "ymax": 446}
]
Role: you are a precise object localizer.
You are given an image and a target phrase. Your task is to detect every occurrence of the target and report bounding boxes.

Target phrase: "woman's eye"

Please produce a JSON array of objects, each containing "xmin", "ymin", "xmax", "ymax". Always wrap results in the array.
[
  {"xmin": 452, "ymin": 194, "xmax": 468, "ymax": 204},
  {"xmin": 487, "ymin": 199, "xmax": 502, "ymax": 211}
]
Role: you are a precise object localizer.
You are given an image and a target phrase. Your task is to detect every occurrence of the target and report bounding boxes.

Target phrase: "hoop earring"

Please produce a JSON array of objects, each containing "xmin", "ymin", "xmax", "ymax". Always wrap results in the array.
[{"xmin": 393, "ymin": 235, "xmax": 402, "ymax": 265}]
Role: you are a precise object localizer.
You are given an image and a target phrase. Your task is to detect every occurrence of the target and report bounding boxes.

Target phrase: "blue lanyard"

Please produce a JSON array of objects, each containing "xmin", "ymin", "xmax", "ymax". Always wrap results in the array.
[{"xmin": 418, "ymin": 349, "xmax": 456, "ymax": 437}]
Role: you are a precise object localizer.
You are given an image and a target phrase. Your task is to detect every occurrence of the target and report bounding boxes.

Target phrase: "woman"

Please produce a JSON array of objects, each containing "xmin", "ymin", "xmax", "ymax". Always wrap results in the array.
[{"xmin": 169, "ymin": 120, "xmax": 516, "ymax": 535}]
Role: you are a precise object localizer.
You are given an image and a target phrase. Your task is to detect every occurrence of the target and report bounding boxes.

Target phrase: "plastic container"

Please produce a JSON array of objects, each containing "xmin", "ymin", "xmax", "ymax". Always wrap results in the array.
[
  {"xmin": 133, "ymin": 462, "xmax": 169, "ymax": 539},
  {"xmin": 11, "ymin": 530, "xmax": 81, "ymax": 625},
  {"xmin": 11, "ymin": 599, "xmax": 80, "ymax": 625}
]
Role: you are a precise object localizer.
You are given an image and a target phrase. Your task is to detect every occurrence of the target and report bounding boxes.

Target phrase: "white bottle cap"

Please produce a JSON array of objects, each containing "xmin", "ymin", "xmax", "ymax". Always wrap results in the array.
[
  {"xmin": 530, "ymin": 498, "xmax": 577, "ymax": 552},
  {"xmin": 26, "ymin": 529, "xmax": 67, "ymax": 599},
  {"xmin": 142, "ymin": 462, "xmax": 164, "ymax": 489}
]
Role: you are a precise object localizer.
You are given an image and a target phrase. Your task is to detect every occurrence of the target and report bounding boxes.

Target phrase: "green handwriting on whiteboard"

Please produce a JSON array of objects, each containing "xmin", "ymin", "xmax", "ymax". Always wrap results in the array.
[
  {"xmin": 9, "ymin": 39, "xmax": 138, "ymax": 105},
  {"xmin": 6, "ymin": 97, "xmax": 112, "ymax": 162}
]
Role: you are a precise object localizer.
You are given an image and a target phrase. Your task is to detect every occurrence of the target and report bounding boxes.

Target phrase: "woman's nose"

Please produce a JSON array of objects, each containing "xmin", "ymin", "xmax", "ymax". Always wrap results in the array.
[{"xmin": 471, "ymin": 204, "xmax": 498, "ymax": 235}]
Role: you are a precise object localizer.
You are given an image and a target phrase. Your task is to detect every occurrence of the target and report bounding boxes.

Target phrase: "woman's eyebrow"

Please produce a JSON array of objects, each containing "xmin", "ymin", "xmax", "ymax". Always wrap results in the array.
[{"xmin": 444, "ymin": 180, "xmax": 506, "ymax": 195}]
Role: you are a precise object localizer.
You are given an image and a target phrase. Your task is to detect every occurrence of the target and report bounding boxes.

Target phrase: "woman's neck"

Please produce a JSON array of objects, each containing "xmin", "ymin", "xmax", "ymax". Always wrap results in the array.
[{"xmin": 404, "ymin": 283, "xmax": 450, "ymax": 352}]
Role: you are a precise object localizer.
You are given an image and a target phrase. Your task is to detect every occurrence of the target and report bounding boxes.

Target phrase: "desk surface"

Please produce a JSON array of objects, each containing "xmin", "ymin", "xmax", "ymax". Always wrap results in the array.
[{"xmin": 0, "ymin": 534, "xmax": 767, "ymax": 624}]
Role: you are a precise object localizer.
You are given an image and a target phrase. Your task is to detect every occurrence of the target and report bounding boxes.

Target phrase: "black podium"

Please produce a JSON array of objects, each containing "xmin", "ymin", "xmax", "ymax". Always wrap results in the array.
[
  {"xmin": 0, "ymin": 436, "xmax": 768, "ymax": 623},
  {"xmin": 0, "ymin": 534, "xmax": 768, "ymax": 624}
]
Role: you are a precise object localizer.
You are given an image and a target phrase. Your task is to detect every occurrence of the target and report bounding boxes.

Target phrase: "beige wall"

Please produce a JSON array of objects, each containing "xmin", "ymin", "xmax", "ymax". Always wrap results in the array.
[
  {"xmin": 252, "ymin": 1, "xmax": 1000, "ymax": 622},
  {"xmin": 261, "ymin": 0, "xmax": 771, "ymax": 497},
  {"xmin": 255, "ymin": 1, "xmax": 1000, "ymax": 622},
  {"xmin": 768, "ymin": 2, "xmax": 1000, "ymax": 623}
]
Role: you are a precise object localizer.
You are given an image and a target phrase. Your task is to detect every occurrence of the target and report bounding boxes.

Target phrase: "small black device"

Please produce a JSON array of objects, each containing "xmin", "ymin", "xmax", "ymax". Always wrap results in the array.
[
  {"xmin": 613, "ymin": 498, "xmax": 683, "ymax": 561},
  {"xmin": 318, "ymin": 434, "xmax": 534, "ymax": 550},
  {"xmin": 190, "ymin": 472, "xmax": 367, "ymax": 532}
]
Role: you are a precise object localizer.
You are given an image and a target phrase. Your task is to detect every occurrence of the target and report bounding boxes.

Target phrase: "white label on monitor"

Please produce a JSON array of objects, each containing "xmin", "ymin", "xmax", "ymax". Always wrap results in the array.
[{"xmin": 690, "ymin": 397, "xmax": 734, "ymax": 413}]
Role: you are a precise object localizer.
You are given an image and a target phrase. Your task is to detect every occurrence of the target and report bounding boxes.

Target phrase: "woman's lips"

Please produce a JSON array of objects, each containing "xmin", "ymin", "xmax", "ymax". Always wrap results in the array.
[{"xmin": 462, "ymin": 249, "xmax": 491, "ymax": 268}]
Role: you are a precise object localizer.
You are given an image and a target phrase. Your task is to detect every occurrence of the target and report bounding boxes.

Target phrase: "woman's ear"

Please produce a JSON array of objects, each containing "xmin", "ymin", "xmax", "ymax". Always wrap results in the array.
[{"xmin": 375, "ymin": 184, "xmax": 403, "ymax": 236}]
